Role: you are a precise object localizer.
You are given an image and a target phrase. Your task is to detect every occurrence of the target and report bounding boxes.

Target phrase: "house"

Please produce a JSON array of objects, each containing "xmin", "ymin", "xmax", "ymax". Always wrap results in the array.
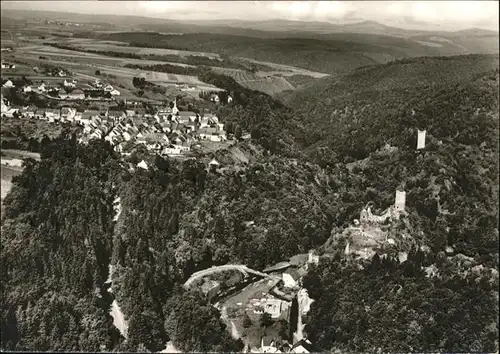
[
  {"xmin": 60, "ymin": 107, "xmax": 76, "ymax": 121},
  {"xmin": 90, "ymin": 129, "xmax": 103, "ymax": 140},
  {"xmin": 68, "ymin": 89, "xmax": 85, "ymax": 100},
  {"xmin": 209, "ymin": 159, "xmax": 219, "ymax": 172},
  {"xmin": 64, "ymin": 79, "xmax": 76, "ymax": 88},
  {"xmin": 297, "ymin": 289, "xmax": 314, "ymax": 316},
  {"xmin": 91, "ymin": 115, "xmax": 103, "ymax": 126},
  {"xmin": 251, "ymin": 336, "xmax": 282, "ymax": 354},
  {"xmin": 110, "ymin": 89, "xmax": 120, "ymax": 96},
  {"xmin": 262, "ymin": 298, "xmax": 284, "ymax": 319},
  {"xmin": 282, "ymin": 267, "xmax": 307, "ymax": 288},
  {"xmin": 2, "ymin": 80, "xmax": 14, "ymax": 88},
  {"xmin": 162, "ymin": 146, "xmax": 182, "ymax": 156},
  {"xmin": 108, "ymin": 110, "xmax": 126, "ymax": 121},
  {"xmin": 122, "ymin": 131, "xmax": 132, "ymax": 141},
  {"xmin": 104, "ymin": 84, "xmax": 114, "ymax": 92},
  {"xmin": 1, "ymin": 62, "xmax": 15, "ymax": 69},
  {"xmin": 81, "ymin": 110, "xmax": 100, "ymax": 125},
  {"xmin": 307, "ymin": 250, "xmax": 319, "ymax": 266},
  {"xmin": 21, "ymin": 106, "xmax": 37, "ymax": 118},
  {"xmin": 137, "ymin": 160, "xmax": 149, "ymax": 170},
  {"xmin": 228, "ymin": 95, "xmax": 233, "ymax": 103},
  {"xmin": 1, "ymin": 96, "xmax": 9, "ymax": 113},
  {"xmin": 34, "ymin": 108, "xmax": 47, "ymax": 120},
  {"xmin": 172, "ymin": 141, "xmax": 191, "ymax": 152},
  {"xmin": 58, "ymin": 88, "xmax": 68, "ymax": 99},
  {"xmin": 74, "ymin": 111, "xmax": 83, "ymax": 122},
  {"xmin": 198, "ymin": 127, "xmax": 225, "ymax": 142},
  {"xmin": 136, "ymin": 133, "xmax": 147, "ymax": 145},
  {"xmin": 290, "ymin": 339, "xmax": 317, "ymax": 354},
  {"xmin": 37, "ymin": 83, "xmax": 46, "ymax": 92},
  {"xmin": 171, "ymin": 122, "xmax": 181, "ymax": 134},
  {"xmin": 177, "ymin": 111, "xmax": 197, "ymax": 123},
  {"xmin": 45, "ymin": 108, "xmax": 61, "ymax": 122},
  {"xmin": 126, "ymin": 110, "xmax": 136, "ymax": 118},
  {"xmin": 23, "ymin": 85, "xmax": 32, "ymax": 93},
  {"xmin": 211, "ymin": 94, "xmax": 220, "ymax": 103}
]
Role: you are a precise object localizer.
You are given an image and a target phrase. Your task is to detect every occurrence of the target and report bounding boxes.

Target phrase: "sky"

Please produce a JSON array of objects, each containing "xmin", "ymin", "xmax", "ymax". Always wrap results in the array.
[{"xmin": 2, "ymin": 1, "xmax": 499, "ymax": 31}]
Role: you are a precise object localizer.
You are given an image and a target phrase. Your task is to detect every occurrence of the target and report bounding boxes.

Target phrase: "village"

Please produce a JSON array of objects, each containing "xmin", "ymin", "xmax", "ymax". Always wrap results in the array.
[{"xmin": 1, "ymin": 70, "xmax": 233, "ymax": 160}]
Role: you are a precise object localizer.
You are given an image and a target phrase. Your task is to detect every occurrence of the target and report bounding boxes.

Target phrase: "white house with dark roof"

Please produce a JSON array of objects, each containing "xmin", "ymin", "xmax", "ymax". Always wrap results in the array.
[{"xmin": 282, "ymin": 267, "xmax": 306, "ymax": 288}]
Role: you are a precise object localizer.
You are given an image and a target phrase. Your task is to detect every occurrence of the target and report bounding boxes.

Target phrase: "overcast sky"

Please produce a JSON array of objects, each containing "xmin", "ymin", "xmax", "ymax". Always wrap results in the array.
[{"xmin": 2, "ymin": 1, "xmax": 499, "ymax": 31}]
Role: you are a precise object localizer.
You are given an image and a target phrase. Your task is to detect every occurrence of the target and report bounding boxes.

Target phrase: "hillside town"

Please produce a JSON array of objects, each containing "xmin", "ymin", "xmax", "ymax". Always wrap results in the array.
[{"xmin": 1, "ymin": 87, "xmax": 229, "ymax": 159}]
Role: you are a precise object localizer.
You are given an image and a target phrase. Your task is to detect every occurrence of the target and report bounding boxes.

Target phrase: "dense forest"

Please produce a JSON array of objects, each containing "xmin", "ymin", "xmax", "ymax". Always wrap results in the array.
[
  {"xmin": 1, "ymin": 137, "xmax": 122, "ymax": 351},
  {"xmin": 1, "ymin": 54, "xmax": 498, "ymax": 352}
]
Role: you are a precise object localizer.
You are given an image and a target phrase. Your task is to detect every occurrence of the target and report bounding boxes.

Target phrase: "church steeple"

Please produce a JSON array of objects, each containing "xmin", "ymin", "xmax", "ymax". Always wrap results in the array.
[{"xmin": 172, "ymin": 98, "xmax": 179, "ymax": 115}]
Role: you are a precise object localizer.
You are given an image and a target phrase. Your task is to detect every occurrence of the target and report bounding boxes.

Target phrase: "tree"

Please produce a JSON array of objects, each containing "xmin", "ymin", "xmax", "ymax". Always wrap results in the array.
[
  {"xmin": 235, "ymin": 125, "xmax": 243, "ymax": 140},
  {"xmin": 137, "ymin": 90, "xmax": 144, "ymax": 97},
  {"xmin": 95, "ymin": 70, "xmax": 101, "ymax": 75},
  {"xmin": 278, "ymin": 319, "xmax": 289, "ymax": 340},
  {"xmin": 243, "ymin": 314, "xmax": 252, "ymax": 328},
  {"xmin": 260, "ymin": 313, "xmax": 272, "ymax": 328}
]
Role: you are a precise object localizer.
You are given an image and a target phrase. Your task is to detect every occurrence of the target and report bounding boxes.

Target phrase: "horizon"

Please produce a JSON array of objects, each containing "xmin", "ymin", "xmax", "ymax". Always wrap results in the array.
[{"xmin": 1, "ymin": 1, "xmax": 499, "ymax": 32}]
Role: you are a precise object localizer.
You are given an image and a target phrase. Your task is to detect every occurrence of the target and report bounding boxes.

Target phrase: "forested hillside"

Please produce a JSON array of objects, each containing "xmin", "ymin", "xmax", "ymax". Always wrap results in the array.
[
  {"xmin": 1, "ymin": 137, "xmax": 122, "ymax": 351},
  {"xmin": 76, "ymin": 31, "xmax": 457, "ymax": 74},
  {"xmin": 291, "ymin": 53, "xmax": 500, "ymax": 352}
]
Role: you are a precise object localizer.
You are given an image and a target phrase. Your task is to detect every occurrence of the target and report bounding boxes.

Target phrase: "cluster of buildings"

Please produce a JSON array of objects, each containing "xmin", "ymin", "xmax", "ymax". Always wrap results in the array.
[
  {"xmin": 253, "ymin": 338, "xmax": 317, "ymax": 354},
  {"xmin": 1, "ymin": 95, "xmax": 228, "ymax": 158},
  {"xmin": 1, "ymin": 62, "xmax": 16, "ymax": 69},
  {"xmin": 2, "ymin": 76, "xmax": 120, "ymax": 101}
]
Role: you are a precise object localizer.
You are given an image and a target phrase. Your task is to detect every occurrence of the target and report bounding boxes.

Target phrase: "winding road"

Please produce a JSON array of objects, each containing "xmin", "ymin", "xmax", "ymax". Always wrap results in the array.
[{"xmin": 183, "ymin": 264, "xmax": 277, "ymax": 287}]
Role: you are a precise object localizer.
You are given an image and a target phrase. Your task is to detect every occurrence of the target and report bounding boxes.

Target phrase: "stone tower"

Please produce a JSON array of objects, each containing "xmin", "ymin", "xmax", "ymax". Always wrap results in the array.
[
  {"xmin": 417, "ymin": 129, "xmax": 426, "ymax": 150},
  {"xmin": 395, "ymin": 190, "xmax": 406, "ymax": 212}
]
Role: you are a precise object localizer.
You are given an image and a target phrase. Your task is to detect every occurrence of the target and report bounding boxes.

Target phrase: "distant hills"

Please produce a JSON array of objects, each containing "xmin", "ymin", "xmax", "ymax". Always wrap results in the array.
[
  {"xmin": 75, "ymin": 30, "xmax": 498, "ymax": 74},
  {"xmin": 2, "ymin": 9, "xmax": 498, "ymax": 39},
  {"xmin": 2, "ymin": 9, "xmax": 498, "ymax": 75}
]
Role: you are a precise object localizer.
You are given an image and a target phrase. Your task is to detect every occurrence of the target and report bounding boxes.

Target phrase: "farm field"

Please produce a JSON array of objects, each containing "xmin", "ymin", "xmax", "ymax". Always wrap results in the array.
[
  {"xmin": 1, "ymin": 149, "xmax": 40, "ymax": 201},
  {"xmin": 211, "ymin": 67, "xmax": 295, "ymax": 95},
  {"xmin": 236, "ymin": 57, "xmax": 330, "ymax": 78},
  {"xmin": 6, "ymin": 44, "xmax": 199, "ymax": 68},
  {"xmin": 93, "ymin": 65, "xmax": 223, "ymax": 92},
  {"xmin": 3, "ymin": 35, "xmax": 328, "ymax": 97},
  {"xmin": 51, "ymin": 39, "xmax": 222, "ymax": 59}
]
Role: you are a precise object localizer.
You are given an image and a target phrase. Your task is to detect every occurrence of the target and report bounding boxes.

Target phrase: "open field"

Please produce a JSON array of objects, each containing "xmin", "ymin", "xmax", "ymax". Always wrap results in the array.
[
  {"xmin": 211, "ymin": 67, "xmax": 295, "ymax": 95},
  {"xmin": 46, "ymin": 38, "xmax": 222, "ymax": 59},
  {"xmin": 95, "ymin": 65, "xmax": 223, "ymax": 91},
  {"xmin": 236, "ymin": 57, "xmax": 330, "ymax": 78},
  {"xmin": 1, "ymin": 149, "xmax": 41, "ymax": 161},
  {"xmin": 2, "ymin": 34, "xmax": 328, "ymax": 97},
  {"xmin": 6, "ymin": 48, "xmax": 196, "ymax": 69},
  {"xmin": 1, "ymin": 150, "xmax": 39, "ymax": 204}
]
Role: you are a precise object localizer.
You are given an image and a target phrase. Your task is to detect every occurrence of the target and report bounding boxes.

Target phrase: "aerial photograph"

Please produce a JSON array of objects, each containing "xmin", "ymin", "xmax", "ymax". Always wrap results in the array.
[{"xmin": 0, "ymin": 0, "xmax": 498, "ymax": 353}]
